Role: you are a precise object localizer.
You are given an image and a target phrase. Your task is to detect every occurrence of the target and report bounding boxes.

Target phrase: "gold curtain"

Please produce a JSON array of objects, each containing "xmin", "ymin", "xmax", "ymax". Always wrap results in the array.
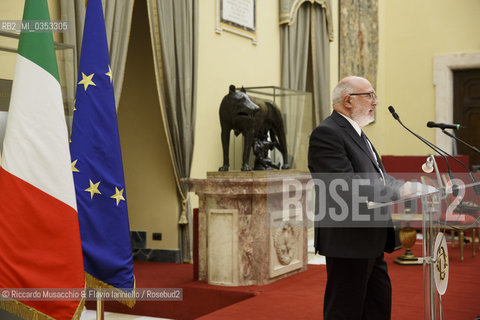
[
  {"xmin": 280, "ymin": 0, "xmax": 334, "ymax": 127},
  {"xmin": 280, "ymin": 0, "xmax": 334, "ymax": 42},
  {"xmin": 146, "ymin": 0, "xmax": 198, "ymax": 262}
]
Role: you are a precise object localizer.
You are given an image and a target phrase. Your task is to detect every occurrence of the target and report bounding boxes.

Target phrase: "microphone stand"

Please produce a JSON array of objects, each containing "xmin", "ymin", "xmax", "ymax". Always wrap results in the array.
[
  {"xmin": 441, "ymin": 129, "xmax": 480, "ymax": 195},
  {"xmin": 389, "ymin": 106, "xmax": 465, "ymax": 198},
  {"xmin": 391, "ymin": 107, "xmax": 479, "ymax": 196},
  {"xmin": 389, "ymin": 108, "xmax": 480, "ymax": 237},
  {"xmin": 388, "ymin": 107, "xmax": 455, "ymax": 183},
  {"xmin": 441, "ymin": 129, "xmax": 480, "ymax": 154}
]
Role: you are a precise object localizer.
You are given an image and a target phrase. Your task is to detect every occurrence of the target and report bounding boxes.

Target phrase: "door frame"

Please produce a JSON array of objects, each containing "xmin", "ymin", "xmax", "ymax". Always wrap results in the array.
[{"xmin": 434, "ymin": 52, "xmax": 480, "ymax": 153}]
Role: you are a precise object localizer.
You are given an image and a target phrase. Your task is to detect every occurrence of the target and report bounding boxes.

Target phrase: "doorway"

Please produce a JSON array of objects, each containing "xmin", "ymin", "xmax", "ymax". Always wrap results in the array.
[{"xmin": 453, "ymin": 69, "xmax": 480, "ymax": 170}]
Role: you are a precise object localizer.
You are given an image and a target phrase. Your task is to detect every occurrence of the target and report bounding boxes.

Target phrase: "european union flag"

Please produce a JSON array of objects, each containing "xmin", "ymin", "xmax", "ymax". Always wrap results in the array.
[{"xmin": 70, "ymin": 0, "xmax": 135, "ymax": 305}]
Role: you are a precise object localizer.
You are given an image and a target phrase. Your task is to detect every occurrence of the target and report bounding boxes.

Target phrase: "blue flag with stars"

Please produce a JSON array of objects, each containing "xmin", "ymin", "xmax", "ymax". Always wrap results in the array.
[{"xmin": 70, "ymin": 0, "xmax": 135, "ymax": 305}]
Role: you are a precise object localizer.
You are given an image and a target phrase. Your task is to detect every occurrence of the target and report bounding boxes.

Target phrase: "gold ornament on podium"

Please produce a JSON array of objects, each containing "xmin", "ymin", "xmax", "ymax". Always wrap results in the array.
[
  {"xmin": 434, "ymin": 232, "xmax": 449, "ymax": 295},
  {"xmin": 436, "ymin": 246, "xmax": 448, "ymax": 281}
]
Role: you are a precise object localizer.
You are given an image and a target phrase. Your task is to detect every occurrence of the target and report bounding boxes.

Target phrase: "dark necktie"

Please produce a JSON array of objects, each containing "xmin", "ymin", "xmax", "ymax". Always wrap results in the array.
[
  {"xmin": 361, "ymin": 131, "xmax": 385, "ymax": 180},
  {"xmin": 361, "ymin": 131, "xmax": 377, "ymax": 161}
]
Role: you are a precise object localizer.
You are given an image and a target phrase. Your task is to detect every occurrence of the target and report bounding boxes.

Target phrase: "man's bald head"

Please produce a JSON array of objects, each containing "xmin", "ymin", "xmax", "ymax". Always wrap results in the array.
[{"xmin": 331, "ymin": 76, "xmax": 377, "ymax": 127}]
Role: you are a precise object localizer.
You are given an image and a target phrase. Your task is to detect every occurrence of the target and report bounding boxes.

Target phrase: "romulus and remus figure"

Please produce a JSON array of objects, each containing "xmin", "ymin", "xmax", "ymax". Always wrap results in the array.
[{"xmin": 218, "ymin": 85, "xmax": 289, "ymax": 171}]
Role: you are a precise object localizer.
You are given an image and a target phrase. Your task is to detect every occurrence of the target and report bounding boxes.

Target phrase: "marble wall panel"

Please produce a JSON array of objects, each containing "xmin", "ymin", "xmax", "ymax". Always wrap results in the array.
[{"xmin": 339, "ymin": 0, "xmax": 378, "ymax": 88}]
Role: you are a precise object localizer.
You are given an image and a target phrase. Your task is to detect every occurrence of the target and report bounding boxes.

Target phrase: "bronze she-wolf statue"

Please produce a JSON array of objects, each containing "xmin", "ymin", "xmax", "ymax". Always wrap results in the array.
[{"xmin": 218, "ymin": 85, "xmax": 289, "ymax": 171}]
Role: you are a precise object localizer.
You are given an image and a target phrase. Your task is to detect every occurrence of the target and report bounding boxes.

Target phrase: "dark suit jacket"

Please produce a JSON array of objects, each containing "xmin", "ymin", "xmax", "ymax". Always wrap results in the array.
[{"xmin": 308, "ymin": 111, "xmax": 403, "ymax": 258}]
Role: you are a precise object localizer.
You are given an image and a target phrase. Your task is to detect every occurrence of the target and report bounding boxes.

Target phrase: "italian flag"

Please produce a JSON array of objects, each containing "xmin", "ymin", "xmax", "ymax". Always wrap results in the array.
[{"xmin": 0, "ymin": 0, "xmax": 85, "ymax": 319}]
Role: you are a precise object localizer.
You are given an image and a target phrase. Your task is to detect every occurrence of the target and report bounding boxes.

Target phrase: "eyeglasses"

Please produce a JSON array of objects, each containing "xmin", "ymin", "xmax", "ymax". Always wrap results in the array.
[{"xmin": 350, "ymin": 92, "xmax": 377, "ymax": 101}]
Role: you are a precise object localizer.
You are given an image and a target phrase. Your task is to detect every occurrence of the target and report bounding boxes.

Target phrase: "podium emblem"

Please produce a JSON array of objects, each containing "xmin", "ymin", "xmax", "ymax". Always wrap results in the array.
[{"xmin": 433, "ymin": 232, "xmax": 449, "ymax": 295}]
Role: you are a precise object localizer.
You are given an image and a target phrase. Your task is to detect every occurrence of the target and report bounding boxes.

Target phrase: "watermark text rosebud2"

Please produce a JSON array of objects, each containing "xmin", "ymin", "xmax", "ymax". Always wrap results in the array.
[{"xmin": 269, "ymin": 173, "xmax": 471, "ymax": 228}]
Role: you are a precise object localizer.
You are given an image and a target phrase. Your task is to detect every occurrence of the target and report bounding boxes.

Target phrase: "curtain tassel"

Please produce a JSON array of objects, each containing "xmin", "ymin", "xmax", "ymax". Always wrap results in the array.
[{"xmin": 178, "ymin": 199, "xmax": 188, "ymax": 225}]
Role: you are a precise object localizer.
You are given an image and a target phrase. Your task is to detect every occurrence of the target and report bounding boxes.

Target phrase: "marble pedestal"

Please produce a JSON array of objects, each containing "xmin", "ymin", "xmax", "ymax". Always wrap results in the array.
[{"xmin": 187, "ymin": 171, "xmax": 310, "ymax": 286}]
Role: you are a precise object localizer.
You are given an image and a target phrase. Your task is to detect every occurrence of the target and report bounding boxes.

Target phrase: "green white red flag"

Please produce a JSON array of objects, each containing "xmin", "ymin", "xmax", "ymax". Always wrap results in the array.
[{"xmin": 0, "ymin": 0, "xmax": 85, "ymax": 319}]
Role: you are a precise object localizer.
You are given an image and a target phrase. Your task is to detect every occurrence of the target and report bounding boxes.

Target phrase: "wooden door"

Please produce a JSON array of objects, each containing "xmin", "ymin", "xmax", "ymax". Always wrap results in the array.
[{"xmin": 453, "ymin": 69, "xmax": 480, "ymax": 170}]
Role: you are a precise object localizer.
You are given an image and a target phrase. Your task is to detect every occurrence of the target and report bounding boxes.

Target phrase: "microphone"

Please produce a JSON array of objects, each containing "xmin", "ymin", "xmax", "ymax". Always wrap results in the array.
[
  {"xmin": 390, "ymin": 106, "xmax": 479, "ymax": 195},
  {"xmin": 426, "ymin": 121, "xmax": 463, "ymax": 130},
  {"xmin": 388, "ymin": 106, "xmax": 456, "ymax": 190},
  {"xmin": 388, "ymin": 106, "xmax": 399, "ymax": 120}
]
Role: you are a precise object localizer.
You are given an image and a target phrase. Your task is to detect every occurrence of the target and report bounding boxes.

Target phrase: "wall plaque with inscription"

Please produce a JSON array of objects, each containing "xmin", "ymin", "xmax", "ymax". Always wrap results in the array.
[{"xmin": 216, "ymin": 0, "xmax": 257, "ymax": 44}]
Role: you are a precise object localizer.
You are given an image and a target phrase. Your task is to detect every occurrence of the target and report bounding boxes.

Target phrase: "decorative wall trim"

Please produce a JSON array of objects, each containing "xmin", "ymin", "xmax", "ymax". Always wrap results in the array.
[
  {"xmin": 130, "ymin": 231, "xmax": 147, "ymax": 249},
  {"xmin": 130, "ymin": 231, "xmax": 182, "ymax": 263},
  {"xmin": 132, "ymin": 249, "xmax": 182, "ymax": 263},
  {"xmin": 433, "ymin": 52, "xmax": 480, "ymax": 153}
]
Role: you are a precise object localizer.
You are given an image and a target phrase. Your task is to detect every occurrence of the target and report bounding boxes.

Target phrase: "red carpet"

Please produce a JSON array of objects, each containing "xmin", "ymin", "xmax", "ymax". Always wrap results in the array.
[
  {"xmin": 88, "ymin": 243, "xmax": 480, "ymax": 319},
  {"xmin": 86, "ymin": 262, "xmax": 254, "ymax": 319}
]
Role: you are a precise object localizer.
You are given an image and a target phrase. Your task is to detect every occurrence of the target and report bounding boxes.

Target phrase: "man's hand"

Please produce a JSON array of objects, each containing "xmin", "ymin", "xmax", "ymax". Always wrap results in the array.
[{"xmin": 399, "ymin": 181, "xmax": 437, "ymax": 198}]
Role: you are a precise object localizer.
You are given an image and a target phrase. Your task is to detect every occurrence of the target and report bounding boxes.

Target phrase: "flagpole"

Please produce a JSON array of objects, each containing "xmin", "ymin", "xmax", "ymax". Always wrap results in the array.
[{"xmin": 96, "ymin": 292, "xmax": 104, "ymax": 320}]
